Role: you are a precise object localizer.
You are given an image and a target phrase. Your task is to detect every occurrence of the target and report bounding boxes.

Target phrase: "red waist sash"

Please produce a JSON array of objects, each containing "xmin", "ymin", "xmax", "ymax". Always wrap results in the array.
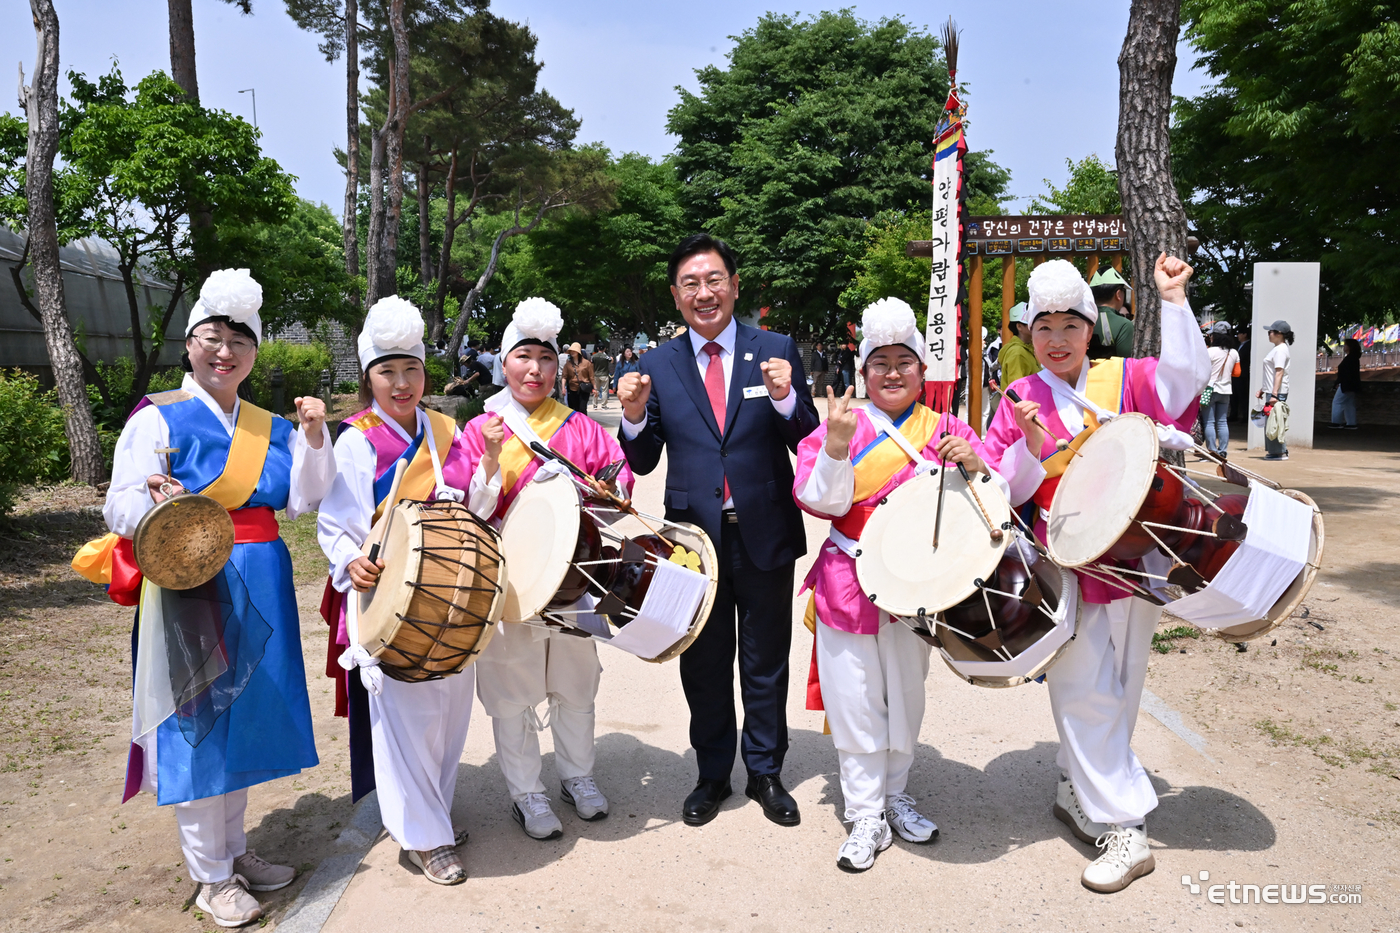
[
  {"xmin": 832, "ymin": 504, "xmax": 877, "ymax": 542},
  {"xmin": 108, "ymin": 506, "xmax": 280, "ymax": 605}
]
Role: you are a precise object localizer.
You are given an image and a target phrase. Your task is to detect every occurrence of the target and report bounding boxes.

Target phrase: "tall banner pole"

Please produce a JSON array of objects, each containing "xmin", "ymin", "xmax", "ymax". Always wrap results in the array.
[{"xmin": 924, "ymin": 19, "xmax": 966, "ymax": 414}]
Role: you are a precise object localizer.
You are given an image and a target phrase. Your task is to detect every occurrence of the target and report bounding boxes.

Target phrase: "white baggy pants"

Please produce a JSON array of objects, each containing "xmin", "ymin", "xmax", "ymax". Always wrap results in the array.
[
  {"xmin": 1046, "ymin": 596, "xmax": 1161, "ymax": 825},
  {"xmin": 369, "ymin": 666, "xmax": 475, "ymax": 852},
  {"xmin": 475, "ymin": 621, "xmax": 601, "ymax": 799},
  {"xmin": 174, "ymin": 789, "xmax": 249, "ymax": 884},
  {"xmin": 815, "ymin": 616, "xmax": 931, "ymax": 822}
]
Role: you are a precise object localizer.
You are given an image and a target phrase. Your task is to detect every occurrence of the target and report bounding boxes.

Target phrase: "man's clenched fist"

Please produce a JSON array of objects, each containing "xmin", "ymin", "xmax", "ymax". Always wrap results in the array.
[{"xmin": 617, "ymin": 371, "xmax": 652, "ymax": 423}]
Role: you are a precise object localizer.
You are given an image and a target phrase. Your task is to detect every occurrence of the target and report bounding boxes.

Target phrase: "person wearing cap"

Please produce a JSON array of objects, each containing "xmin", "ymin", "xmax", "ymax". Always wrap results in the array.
[
  {"xmin": 1257, "ymin": 320, "xmax": 1295, "ymax": 460},
  {"xmin": 83, "ymin": 269, "xmax": 334, "ymax": 927},
  {"xmin": 792, "ymin": 297, "xmax": 1011, "ymax": 872},
  {"xmin": 1203, "ymin": 322, "xmax": 1240, "ymax": 459},
  {"xmin": 998, "ymin": 301, "xmax": 1041, "ymax": 390},
  {"xmin": 458, "ymin": 298, "xmax": 636, "ymax": 843},
  {"xmin": 1088, "ymin": 267, "xmax": 1136, "ymax": 359},
  {"xmin": 317, "ymin": 295, "xmax": 483, "ymax": 886},
  {"xmin": 562, "ymin": 342, "xmax": 594, "ymax": 414},
  {"xmin": 981, "ymin": 254, "xmax": 1210, "ymax": 893}
]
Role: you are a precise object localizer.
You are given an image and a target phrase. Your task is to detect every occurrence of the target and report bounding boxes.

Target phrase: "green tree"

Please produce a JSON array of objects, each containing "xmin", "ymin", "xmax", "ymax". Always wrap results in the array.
[
  {"xmin": 669, "ymin": 11, "xmax": 958, "ymax": 334},
  {"xmin": 1029, "ymin": 154, "xmax": 1121, "ymax": 216},
  {"xmin": 497, "ymin": 153, "xmax": 688, "ymax": 344},
  {"xmin": 60, "ymin": 67, "xmax": 294, "ymax": 410},
  {"xmin": 1174, "ymin": 0, "xmax": 1400, "ymax": 328}
]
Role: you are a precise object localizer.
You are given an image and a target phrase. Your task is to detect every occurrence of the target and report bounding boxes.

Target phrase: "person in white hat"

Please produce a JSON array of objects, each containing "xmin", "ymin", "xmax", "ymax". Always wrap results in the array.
[
  {"xmin": 1088, "ymin": 266, "xmax": 1136, "ymax": 358},
  {"xmin": 316, "ymin": 294, "xmax": 483, "ymax": 885},
  {"xmin": 981, "ymin": 254, "xmax": 1211, "ymax": 893},
  {"xmin": 459, "ymin": 298, "xmax": 635, "ymax": 841},
  {"xmin": 86, "ymin": 269, "xmax": 334, "ymax": 927},
  {"xmin": 793, "ymin": 297, "xmax": 1012, "ymax": 872}
]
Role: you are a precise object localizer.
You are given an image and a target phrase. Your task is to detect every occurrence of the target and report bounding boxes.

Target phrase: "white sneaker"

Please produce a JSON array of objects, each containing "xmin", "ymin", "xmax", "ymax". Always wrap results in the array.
[
  {"xmin": 195, "ymin": 874, "xmax": 262, "ymax": 928},
  {"xmin": 511, "ymin": 793, "xmax": 564, "ymax": 840},
  {"xmin": 560, "ymin": 776, "xmax": 609, "ymax": 821},
  {"xmin": 1082, "ymin": 823, "xmax": 1155, "ymax": 893},
  {"xmin": 836, "ymin": 816, "xmax": 893, "ymax": 872},
  {"xmin": 884, "ymin": 793, "xmax": 938, "ymax": 843},
  {"xmin": 1054, "ymin": 777, "xmax": 1110, "ymax": 845}
]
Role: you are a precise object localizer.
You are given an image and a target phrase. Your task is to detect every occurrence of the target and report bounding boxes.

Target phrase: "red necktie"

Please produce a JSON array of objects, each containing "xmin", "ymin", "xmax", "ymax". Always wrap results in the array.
[{"xmin": 703, "ymin": 341, "xmax": 730, "ymax": 502}]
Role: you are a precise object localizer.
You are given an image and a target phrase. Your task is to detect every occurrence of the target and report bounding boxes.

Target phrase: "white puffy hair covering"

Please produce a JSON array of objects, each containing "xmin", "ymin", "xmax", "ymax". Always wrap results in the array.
[
  {"xmin": 1027, "ymin": 259, "xmax": 1097, "ymax": 323},
  {"xmin": 357, "ymin": 295, "xmax": 426, "ymax": 370},
  {"xmin": 856, "ymin": 297, "xmax": 926, "ymax": 368},
  {"xmin": 501, "ymin": 296, "xmax": 563, "ymax": 355},
  {"xmin": 185, "ymin": 268, "xmax": 264, "ymax": 342}
]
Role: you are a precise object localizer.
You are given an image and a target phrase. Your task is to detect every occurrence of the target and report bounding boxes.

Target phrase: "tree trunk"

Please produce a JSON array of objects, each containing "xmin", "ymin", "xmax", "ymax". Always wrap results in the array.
[
  {"xmin": 445, "ymin": 197, "xmax": 550, "ymax": 360},
  {"xmin": 23, "ymin": 0, "xmax": 104, "ymax": 484},
  {"xmin": 342, "ymin": 0, "xmax": 360, "ymax": 309},
  {"xmin": 376, "ymin": 0, "xmax": 411, "ymax": 303},
  {"xmin": 430, "ymin": 146, "xmax": 460, "ymax": 344},
  {"xmin": 167, "ymin": 0, "xmax": 198, "ymax": 99},
  {"xmin": 417, "ymin": 153, "xmax": 433, "ymax": 288},
  {"xmin": 1116, "ymin": 0, "xmax": 1188, "ymax": 359},
  {"xmin": 365, "ymin": 126, "xmax": 386, "ymax": 306}
]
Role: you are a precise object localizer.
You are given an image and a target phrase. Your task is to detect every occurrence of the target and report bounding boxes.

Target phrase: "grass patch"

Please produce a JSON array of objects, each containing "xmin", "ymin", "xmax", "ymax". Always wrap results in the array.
[
  {"xmin": 1255, "ymin": 717, "xmax": 1399, "ymax": 773},
  {"xmin": 1153, "ymin": 624, "xmax": 1201, "ymax": 654},
  {"xmin": 278, "ymin": 509, "xmax": 327, "ymax": 587}
]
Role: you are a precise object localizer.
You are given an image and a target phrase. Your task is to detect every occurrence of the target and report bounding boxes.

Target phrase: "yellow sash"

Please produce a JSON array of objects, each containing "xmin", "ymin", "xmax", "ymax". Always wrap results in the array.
[
  {"xmin": 498, "ymin": 397, "xmax": 573, "ymax": 498},
  {"xmin": 1037, "ymin": 357, "xmax": 1126, "ymax": 481},
  {"xmin": 372, "ymin": 408, "xmax": 458, "ymax": 522},
  {"xmin": 851, "ymin": 404, "xmax": 941, "ymax": 502},
  {"xmin": 72, "ymin": 398, "xmax": 275, "ymax": 584}
]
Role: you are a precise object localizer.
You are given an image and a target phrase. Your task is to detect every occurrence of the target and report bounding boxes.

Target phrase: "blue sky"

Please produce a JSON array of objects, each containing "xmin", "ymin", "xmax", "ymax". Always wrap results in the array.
[{"xmin": 1, "ymin": 0, "xmax": 1213, "ymax": 214}]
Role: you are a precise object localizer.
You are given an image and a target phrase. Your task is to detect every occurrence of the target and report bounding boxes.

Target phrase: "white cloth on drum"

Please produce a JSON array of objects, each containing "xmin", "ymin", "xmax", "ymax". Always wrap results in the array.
[
  {"xmin": 369, "ymin": 666, "xmax": 475, "ymax": 852},
  {"xmin": 1164, "ymin": 483, "xmax": 1312, "ymax": 628},
  {"xmin": 816, "ymin": 614, "xmax": 930, "ymax": 821},
  {"xmin": 476, "ymin": 618, "xmax": 601, "ymax": 798},
  {"xmin": 603, "ymin": 558, "xmax": 708, "ymax": 658},
  {"xmin": 1046, "ymin": 596, "xmax": 1160, "ymax": 825},
  {"xmin": 174, "ymin": 789, "xmax": 249, "ymax": 884}
]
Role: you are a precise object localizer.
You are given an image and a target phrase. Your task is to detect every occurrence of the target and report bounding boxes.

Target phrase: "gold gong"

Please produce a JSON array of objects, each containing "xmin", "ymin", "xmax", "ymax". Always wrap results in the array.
[{"xmin": 132, "ymin": 493, "xmax": 236, "ymax": 591}]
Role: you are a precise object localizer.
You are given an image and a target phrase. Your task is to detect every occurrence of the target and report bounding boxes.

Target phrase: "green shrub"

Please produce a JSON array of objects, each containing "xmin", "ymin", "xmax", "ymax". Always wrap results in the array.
[
  {"xmin": 248, "ymin": 341, "xmax": 334, "ymax": 411},
  {"xmin": 91, "ymin": 358, "xmax": 182, "ymax": 429},
  {"xmin": 454, "ymin": 396, "xmax": 487, "ymax": 426},
  {"xmin": 424, "ymin": 355, "xmax": 452, "ymax": 394},
  {"xmin": 0, "ymin": 370, "xmax": 71, "ymax": 513}
]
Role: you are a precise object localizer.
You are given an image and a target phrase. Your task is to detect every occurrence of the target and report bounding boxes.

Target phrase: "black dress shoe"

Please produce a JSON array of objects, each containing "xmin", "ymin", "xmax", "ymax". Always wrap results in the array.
[
  {"xmin": 745, "ymin": 773, "xmax": 800, "ymax": 826},
  {"xmin": 682, "ymin": 778, "xmax": 732, "ymax": 826}
]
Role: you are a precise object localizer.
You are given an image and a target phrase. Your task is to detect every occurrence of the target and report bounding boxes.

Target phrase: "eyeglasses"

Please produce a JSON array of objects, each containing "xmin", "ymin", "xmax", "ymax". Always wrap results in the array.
[
  {"xmin": 677, "ymin": 273, "xmax": 731, "ymax": 297},
  {"xmin": 192, "ymin": 333, "xmax": 257, "ymax": 357},
  {"xmin": 867, "ymin": 359, "xmax": 920, "ymax": 376}
]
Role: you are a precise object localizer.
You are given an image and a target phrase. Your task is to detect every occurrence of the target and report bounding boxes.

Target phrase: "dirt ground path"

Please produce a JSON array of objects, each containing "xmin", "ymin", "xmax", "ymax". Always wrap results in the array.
[{"xmin": 1, "ymin": 413, "xmax": 1397, "ymax": 932}]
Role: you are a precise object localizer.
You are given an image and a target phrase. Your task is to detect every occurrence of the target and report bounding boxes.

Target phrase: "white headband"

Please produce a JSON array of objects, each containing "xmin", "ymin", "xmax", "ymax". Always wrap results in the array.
[
  {"xmin": 856, "ymin": 297, "xmax": 926, "ymax": 369},
  {"xmin": 357, "ymin": 295, "xmax": 426, "ymax": 370},
  {"xmin": 186, "ymin": 268, "xmax": 263, "ymax": 342}
]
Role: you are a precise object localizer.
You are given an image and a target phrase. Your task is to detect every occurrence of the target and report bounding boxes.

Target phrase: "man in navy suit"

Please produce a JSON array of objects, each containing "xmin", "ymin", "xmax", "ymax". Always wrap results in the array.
[{"xmin": 617, "ymin": 234, "xmax": 820, "ymax": 826}]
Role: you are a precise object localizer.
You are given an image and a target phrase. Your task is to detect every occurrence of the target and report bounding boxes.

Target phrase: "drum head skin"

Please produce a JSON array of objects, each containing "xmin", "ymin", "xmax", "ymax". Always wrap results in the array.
[
  {"xmin": 856, "ymin": 469, "xmax": 1011, "ymax": 616},
  {"xmin": 643, "ymin": 521, "xmax": 719, "ymax": 664},
  {"xmin": 132, "ymin": 493, "xmax": 235, "ymax": 590},
  {"xmin": 1205, "ymin": 489, "xmax": 1325, "ymax": 643},
  {"xmin": 357, "ymin": 499, "xmax": 422, "ymax": 650},
  {"xmin": 499, "ymin": 475, "xmax": 582, "ymax": 623},
  {"xmin": 1047, "ymin": 412, "xmax": 1160, "ymax": 568}
]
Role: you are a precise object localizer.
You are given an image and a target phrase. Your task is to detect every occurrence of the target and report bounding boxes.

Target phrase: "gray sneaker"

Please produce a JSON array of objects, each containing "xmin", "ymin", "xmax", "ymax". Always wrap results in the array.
[
  {"xmin": 232, "ymin": 850, "xmax": 296, "ymax": 891},
  {"xmin": 560, "ymin": 776, "xmax": 609, "ymax": 821},
  {"xmin": 195, "ymin": 874, "xmax": 262, "ymax": 928},
  {"xmin": 511, "ymin": 792, "xmax": 564, "ymax": 840}
]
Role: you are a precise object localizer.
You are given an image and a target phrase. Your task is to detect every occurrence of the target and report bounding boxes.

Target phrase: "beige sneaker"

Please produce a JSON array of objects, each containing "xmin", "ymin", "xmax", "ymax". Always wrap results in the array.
[
  {"xmin": 232, "ymin": 849, "xmax": 296, "ymax": 891},
  {"xmin": 408, "ymin": 845, "xmax": 467, "ymax": 885},
  {"xmin": 1053, "ymin": 778, "xmax": 1110, "ymax": 845},
  {"xmin": 1082, "ymin": 824, "xmax": 1155, "ymax": 893},
  {"xmin": 195, "ymin": 874, "xmax": 262, "ymax": 928}
]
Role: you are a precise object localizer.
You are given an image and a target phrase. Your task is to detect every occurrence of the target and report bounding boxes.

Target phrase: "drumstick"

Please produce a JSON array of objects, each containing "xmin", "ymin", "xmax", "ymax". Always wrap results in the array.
[
  {"xmin": 932, "ymin": 441, "xmax": 948, "ymax": 550},
  {"xmin": 529, "ymin": 441, "xmax": 666, "ymax": 538},
  {"xmin": 368, "ymin": 458, "xmax": 408, "ymax": 564},
  {"xmin": 1002, "ymin": 388, "xmax": 1081, "ymax": 457},
  {"xmin": 940, "ymin": 431, "xmax": 1004, "ymax": 543}
]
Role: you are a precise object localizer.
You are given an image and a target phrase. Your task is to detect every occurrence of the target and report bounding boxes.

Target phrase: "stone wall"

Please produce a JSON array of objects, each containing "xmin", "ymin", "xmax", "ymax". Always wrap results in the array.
[{"xmin": 1314, "ymin": 370, "xmax": 1400, "ymax": 426}]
